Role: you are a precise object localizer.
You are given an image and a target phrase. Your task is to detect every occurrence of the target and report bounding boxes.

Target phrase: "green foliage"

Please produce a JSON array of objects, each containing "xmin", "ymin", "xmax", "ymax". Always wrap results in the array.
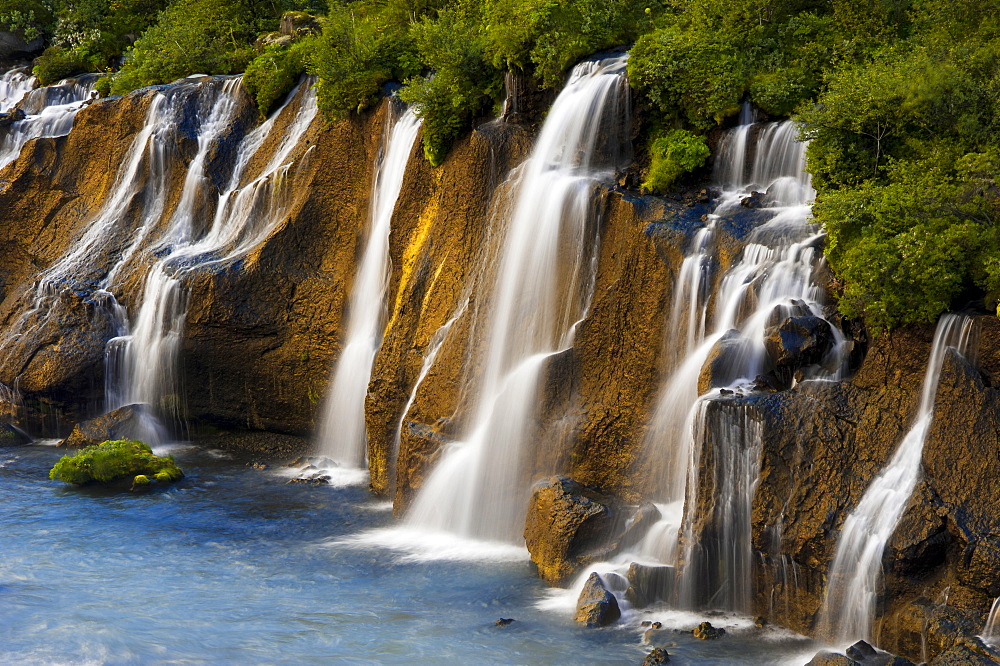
[
  {"xmin": 108, "ymin": 0, "xmax": 273, "ymax": 94},
  {"xmin": 49, "ymin": 439, "xmax": 184, "ymax": 486},
  {"xmin": 642, "ymin": 128, "xmax": 710, "ymax": 192},
  {"xmin": 0, "ymin": 0, "xmax": 54, "ymax": 41},
  {"xmin": 33, "ymin": 45, "xmax": 91, "ymax": 85},
  {"xmin": 243, "ymin": 35, "xmax": 316, "ymax": 116}
]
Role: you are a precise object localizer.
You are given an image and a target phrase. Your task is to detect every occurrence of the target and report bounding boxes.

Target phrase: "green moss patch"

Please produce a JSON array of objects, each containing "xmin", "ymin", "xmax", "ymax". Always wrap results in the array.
[{"xmin": 49, "ymin": 439, "xmax": 184, "ymax": 488}]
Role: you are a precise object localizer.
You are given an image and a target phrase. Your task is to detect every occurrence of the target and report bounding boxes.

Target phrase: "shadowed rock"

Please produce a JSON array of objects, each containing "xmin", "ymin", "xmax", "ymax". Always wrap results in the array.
[{"xmin": 574, "ymin": 572, "xmax": 620, "ymax": 627}]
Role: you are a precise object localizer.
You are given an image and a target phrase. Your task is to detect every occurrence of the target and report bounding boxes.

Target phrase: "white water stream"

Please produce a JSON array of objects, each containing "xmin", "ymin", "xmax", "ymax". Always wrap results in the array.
[
  {"xmin": 402, "ymin": 55, "xmax": 630, "ymax": 545},
  {"xmin": 819, "ymin": 313, "xmax": 976, "ymax": 642},
  {"xmin": 316, "ymin": 105, "xmax": 421, "ymax": 471},
  {"xmin": 0, "ymin": 74, "xmax": 95, "ymax": 170}
]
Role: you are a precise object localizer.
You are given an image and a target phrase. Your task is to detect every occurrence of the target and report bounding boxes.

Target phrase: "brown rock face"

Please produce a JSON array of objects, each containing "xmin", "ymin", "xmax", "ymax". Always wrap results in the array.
[
  {"xmin": 574, "ymin": 572, "xmax": 621, "ymax": 627},
  {"xmin": 58, "ymin": 404, "xmax": 157, "ymax": 447}
]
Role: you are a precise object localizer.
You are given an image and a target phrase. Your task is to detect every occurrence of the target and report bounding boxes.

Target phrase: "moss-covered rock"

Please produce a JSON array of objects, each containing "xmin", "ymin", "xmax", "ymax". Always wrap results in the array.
[{"xmin": 49, "ymin": 439, "xmax": 184, "ymax": 487}]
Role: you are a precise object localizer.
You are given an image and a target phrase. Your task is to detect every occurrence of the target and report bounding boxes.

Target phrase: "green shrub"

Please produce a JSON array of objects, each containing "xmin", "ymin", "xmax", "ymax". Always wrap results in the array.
[
  {"xmin": 33, "ymin": 46, "xmax": 91, "ymax": 85},
  {"xmin": 49, "ymin": 439, "xmax": 184, "ymax": 486},
  {"xmin": 642, "ymin": 128, "xmax": 711, "ymax": 192},
  {"xmin": 243, "ymin": 35, "xmax": 316, "ymax": 116},
  {"xmin": 0, "ymin": 0, "xmax": 55, "ymax": 41}
]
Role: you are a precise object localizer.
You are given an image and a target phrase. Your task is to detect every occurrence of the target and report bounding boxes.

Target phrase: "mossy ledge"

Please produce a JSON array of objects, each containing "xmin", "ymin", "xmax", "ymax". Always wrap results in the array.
[{"xmin": 49, "ymin": 439, "xmax": 184, "ymax": 489}]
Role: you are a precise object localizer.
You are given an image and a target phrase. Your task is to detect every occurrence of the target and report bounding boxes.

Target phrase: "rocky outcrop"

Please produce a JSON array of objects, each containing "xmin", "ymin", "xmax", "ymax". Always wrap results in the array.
[
  {"xmin": 58, "ymin": 404, "xmax": 158, "ymax": 447},
  {"xmin": 522, "ymin": 475, "xmax": 657, "ymax": 585}
]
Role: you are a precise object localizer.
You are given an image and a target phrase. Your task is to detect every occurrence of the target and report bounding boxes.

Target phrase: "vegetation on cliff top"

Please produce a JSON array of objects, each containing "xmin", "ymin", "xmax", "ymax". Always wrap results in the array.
[
  {"xmin": 49, "ymin": 439, "xmax": 184, "ymax": 486},
  {"xmin": 6, "ymin": 0, "xmax": 1000, "ymax": 328}
]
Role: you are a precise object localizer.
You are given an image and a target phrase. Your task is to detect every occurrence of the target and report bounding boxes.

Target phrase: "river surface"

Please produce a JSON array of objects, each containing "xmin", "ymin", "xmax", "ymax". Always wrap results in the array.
[{"xmin": 0, "ymin": 443, "xmax": 819, "ymax": 664}]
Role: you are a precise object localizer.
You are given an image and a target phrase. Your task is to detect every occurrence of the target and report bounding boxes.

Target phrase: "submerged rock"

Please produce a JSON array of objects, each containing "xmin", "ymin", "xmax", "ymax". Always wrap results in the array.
[
  {"xmin": 574, "ymin": 572, "xmax": 621, "ymax": 627},
  {"xmin": 642, "ymin": 647, "xmax": 670, "ymax": 665},
  {"xmin": 494, "ymin": 618, "xmax": 515, "ymax": 626}
]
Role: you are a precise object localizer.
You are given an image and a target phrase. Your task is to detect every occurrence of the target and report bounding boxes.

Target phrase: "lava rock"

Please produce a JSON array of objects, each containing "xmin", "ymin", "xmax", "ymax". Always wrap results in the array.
[
  {"xmin": 692, "ymin": 621, "xmax": 725, "ymax": 640},
  {"xmin": 763, "ymin": 315, "xmax": 834, "ymax": 369},
  {"xmin": 58, "ymin": 404, "xmax": 159, "ymax": 448},
  {"xmin": 643, "ymin": 647, "xmax": 670, "ymax": 665},
  {"xmin": 523, "ymin": 476, "xmax": 658, "ymax": 585},
  {"xmin": 804, "ymin": 651, "xmax": 862, "ymax": 666},
  {"xmin": 625, "ymin": 562, "xmax": 675, "ymax": 608},
  {"xmin": 574, "ymin": 572, "xmax": 621, "ymax": 627},
  {"xmin": 846, "ymin": 641, "xmax": 878, "ymax": 661}
]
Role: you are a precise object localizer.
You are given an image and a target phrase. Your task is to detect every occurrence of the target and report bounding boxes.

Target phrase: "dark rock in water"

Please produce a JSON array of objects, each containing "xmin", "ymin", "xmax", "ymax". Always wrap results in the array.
[
  {"xmin": 753, "ymin": 616, "xmax": 768, "ymax": 628},
  {"xmin": 692, "ymin": 621, "xmax": 725, "ymax": 640},
  {"xmin": 0, "ymin": 108, "xmax": 25, "ymax": 127},
  {"xmin": 0, "ymin": 423, "xmax": 31, "ymax": 446},
  {"xmin": 574, "ymin": 572, "xmax": 620, "ymax": 627},
  {"xmin": 698, "ymin": 329, "xmax": 746, "ymax": 394},
  {"xmin": 804, "ymin": 651, "xmax": 861, "ymax": 666},
  {"xmin": 763, "ymin": 315, "xmax": 834, "ymax": 369},
  {"xmin": 523, "ymin": 476, "xmax": 659, "ymax": 585},
  {"xmin": 740, "ymin": 191, "xmax": 765, "ymax": 208},
  {"xmin": 642, "ymin": 647, "xmax": 670, "ymax": 665},
  {"xmin": 625, "ymin": 562, "xmax": 675, "ymax": 608},
  {"xmin": 58, "ymin": 404, "xmax": 156, "ymax": 448},
  {"xmin": 846, "ymin": 640, "xmax": 878, "ymax": 661},
  {"xmin": 494, "ymin": 618, "xmax": 514, "ymax": 626},
  {"xmin": 764, "ymin": 299, "xmax": 813, "ymax": 329},
  {"xmin": 752, "ymin": 371, "xmax": 786, "ymax": 392}
]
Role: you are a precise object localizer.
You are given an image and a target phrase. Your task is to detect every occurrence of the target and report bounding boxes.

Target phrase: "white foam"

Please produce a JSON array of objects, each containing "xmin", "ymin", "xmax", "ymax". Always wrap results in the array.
[{"xmin": 331, "ymin": 526, "xmax": 529, "ymax": 563}]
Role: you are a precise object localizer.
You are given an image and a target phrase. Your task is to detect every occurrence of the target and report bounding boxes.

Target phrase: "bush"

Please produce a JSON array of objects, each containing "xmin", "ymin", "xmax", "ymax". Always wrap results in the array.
[
  {"xmin": 243, "ymin": 35, "xmax": 316, "ymax": 116},
  {"xmin": 33, "ymin": 46, "xmax": 91, "ymax": 85},
  {"xmin": 642, "ymin": 128, "xmax": 711, "ymax": 192},
  {"xmin": 49, "ymin": 439, "xmax": 184, "ymax": 486}
]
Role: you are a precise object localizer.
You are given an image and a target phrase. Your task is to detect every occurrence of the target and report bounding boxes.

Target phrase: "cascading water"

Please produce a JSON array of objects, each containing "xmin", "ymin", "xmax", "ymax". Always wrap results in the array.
[
  {"xmin": 818, "ymin": 314, "xmax": 976, "ymax": 643},
  {"xmin": 983, "ymin": 597, "xmax": 1000, "ymax": 646},
  {"xmin": 315, "ymin": 105, "xmax": 421, "ymax": 471},
  {"xmin": 106, "ymin": 79, "xmax": 318, "ymax": 427},
  {"xmin": 402, "ymin": 55, "xmax": 630, "ymax": 544},
  {"xmin": 0, "ymin": 75, "xmax": 95, "ymax": 170},
  {"xmin": 634, "ymin": 114, "xmax": 845, "ymax": 612},
  {"xmin": 0, "ymin": 67, "xmax": 35, "ymax": 112}
]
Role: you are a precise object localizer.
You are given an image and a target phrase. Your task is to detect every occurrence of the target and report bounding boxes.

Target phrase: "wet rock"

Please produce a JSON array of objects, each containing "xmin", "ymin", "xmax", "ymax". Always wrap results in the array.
[
  {"xmin": 58, "ymin": 404, "xmax": 156, "ymax": 448},
  {"xmin": 574, "ymin": 572, "xmax": 621, "ymax": 627},
  {"xmin": 764, "ymin": 316, "xmax": 834, "ymax": 369},
  {"xmin": 846, "ymin": 641, "xmax": 877, "ymax": 661},
  {"xmin": 494, "ymin": 618, "xmax": 514, "ymax": 626},
  {"xmin": 740, "ymin": 191, "xmax": 765, "ymax": 208},
  {"xmin": 625, "ymin": 562, "xmax": 675, "ymax": 608},
  {"xmin": 692, "ymin": 621, "xmax": 725, "ymax": 640},
  {"xmin": 0, "ymin": 32, "xmax": 43, "ymax": 58},
  {"xmin": 929, "ymin": 643, "xmax": 998, "ymax": 665},
  {"xmin": 0, "ymin": 423, "xmax": 31, "ymax": 446},
  {"xmin": 753, "ymin": 616, "xmax": 768, "ymax": 628},
  {"xmin": 804, "ymin": 651, "xmax": 861, "ymax": 666},
  {"xmin": 698, "ymin": 329, "xmax": 745, "ymax": 394},
  {"xmin": 643, "ymin": 647, "xmax": 670, "ymax": 665},
  {"xmin": 523, "ymin": 476, "xmax": 658, "ymax": 585},
  {"xmin": 0, "ymin": 108, "xmax": 25, "ymax": 128}
]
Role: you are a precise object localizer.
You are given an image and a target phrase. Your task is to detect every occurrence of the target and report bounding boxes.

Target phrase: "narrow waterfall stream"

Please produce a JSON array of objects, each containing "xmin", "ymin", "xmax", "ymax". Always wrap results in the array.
[
  {"xmin": 106, "ymin": 79, "xmax": 318, "ymax": 430},
  {"xmin": 819, "ymin": 314, "xmax": 977, "ymax": 643},
  {"xmin": 400, "ymin": 55, "xmax": 630, "ymax": 545},
  {"xmin": 315, "ymin": 105, "xmax": 421, "ymax": 476},
  {"xmin": 0, "ymin": 67, "xmax": 35, "ymax": 111}
]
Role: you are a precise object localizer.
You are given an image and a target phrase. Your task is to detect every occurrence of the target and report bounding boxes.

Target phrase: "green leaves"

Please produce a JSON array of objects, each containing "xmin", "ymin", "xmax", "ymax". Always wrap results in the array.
[{"xmin": 642, "ymin": 128, "xmax": 710, "ymax": 192}]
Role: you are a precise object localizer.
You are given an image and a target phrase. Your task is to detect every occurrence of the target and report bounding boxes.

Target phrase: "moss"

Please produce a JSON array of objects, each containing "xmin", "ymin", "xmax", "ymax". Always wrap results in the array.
[
  {"xmin": 133, "ymin": 474, "xmax": 151, "ymax": 485},
  {"xmin": 642, "ymin": 128, "xmax": 711, "ymax": 193},
  {"xmin": 49, "ymin": 439, "xmax": 184, "ymax": 487}
]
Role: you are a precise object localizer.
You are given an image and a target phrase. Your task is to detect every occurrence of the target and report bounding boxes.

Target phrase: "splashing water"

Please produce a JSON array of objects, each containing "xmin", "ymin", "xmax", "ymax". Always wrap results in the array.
[{"xmin": 819, "ymin": 314, "xmax": 977, "ymax": 643}]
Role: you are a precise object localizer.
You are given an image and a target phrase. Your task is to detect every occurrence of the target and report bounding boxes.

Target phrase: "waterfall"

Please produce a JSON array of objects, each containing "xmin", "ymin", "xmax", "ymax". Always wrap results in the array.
[
  {"xmin": 106, "ymin": 79, "xmax": 318, "ymax": 427},
  {"xmin": 0, "ymin": 67, "xmax": 35, "ymax": 112},
  {"xmin": 0, "ymin": 75, "xmax": 95, "ymax": 170},
  {"xmin": 819, "ymin": 314, "xmax": 976, "ymax": 643},
  {"xmin": 636, "ymin": 115, "xmax": 842, "ymax": 612},
  {"xmin": 315, "ymin": 105, "xmax": 421, "ymax": 470},
  {"xmin": 403, "ymin": 55, "xmax": 630, "ymax": 544},
  {"xmin": 983, "ymin": 597, "xmax": 1000, "ymax": 646}
]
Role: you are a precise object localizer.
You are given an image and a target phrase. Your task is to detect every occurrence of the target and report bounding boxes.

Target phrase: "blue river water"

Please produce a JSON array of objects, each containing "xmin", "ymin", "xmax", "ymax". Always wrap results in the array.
[{"xmin": 0, "ymin": 443, "xmax": 821, "ymax": 664}]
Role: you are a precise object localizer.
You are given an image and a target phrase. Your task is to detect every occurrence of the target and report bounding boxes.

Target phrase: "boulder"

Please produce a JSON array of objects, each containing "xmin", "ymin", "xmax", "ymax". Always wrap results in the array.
[
  {"xmin": 845, "ymin": 641, "xmax": 878, "ymax": 661},
  {"xmin": 804, "ymin": 652, "xmax": 861, "ymax": 666},
  {"xmin": 642, "ymin": 647, "xmax": 670, "ymax": 665},
  {"xmin": 698, "ymin": 329, "xmax": 746, "ymax": 394},
  {"xmin": 58, "ymin": 404, "xmax": 162, "ymax": 448},
  {"xmin": 523, "ymin": 475, "xmax": 659, "ymax": 585},
  {"xmin": 692, "ymin": 621, "xmax": 726, "ymax": 640},
  {"xmin": 625, "ymin": 562, "xmax": 676, "ymax": 608},
  {"xmin": 0, "ymin": 108, "xmax": 25, "ymax": 128},
  {"xmin": 574, "ymin": 572, "xmax": 621, "ymax": 627},
  {"xmin": 0, "ymin": 423, "xmax": 31, "ymax": 446},
  {"xmin": 763, "ymin": 316, "xmax": 834, "ymax": 370},
  {"xmin": 0, "ymin": 31, "xmax": 43, "ymax": 58}
]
